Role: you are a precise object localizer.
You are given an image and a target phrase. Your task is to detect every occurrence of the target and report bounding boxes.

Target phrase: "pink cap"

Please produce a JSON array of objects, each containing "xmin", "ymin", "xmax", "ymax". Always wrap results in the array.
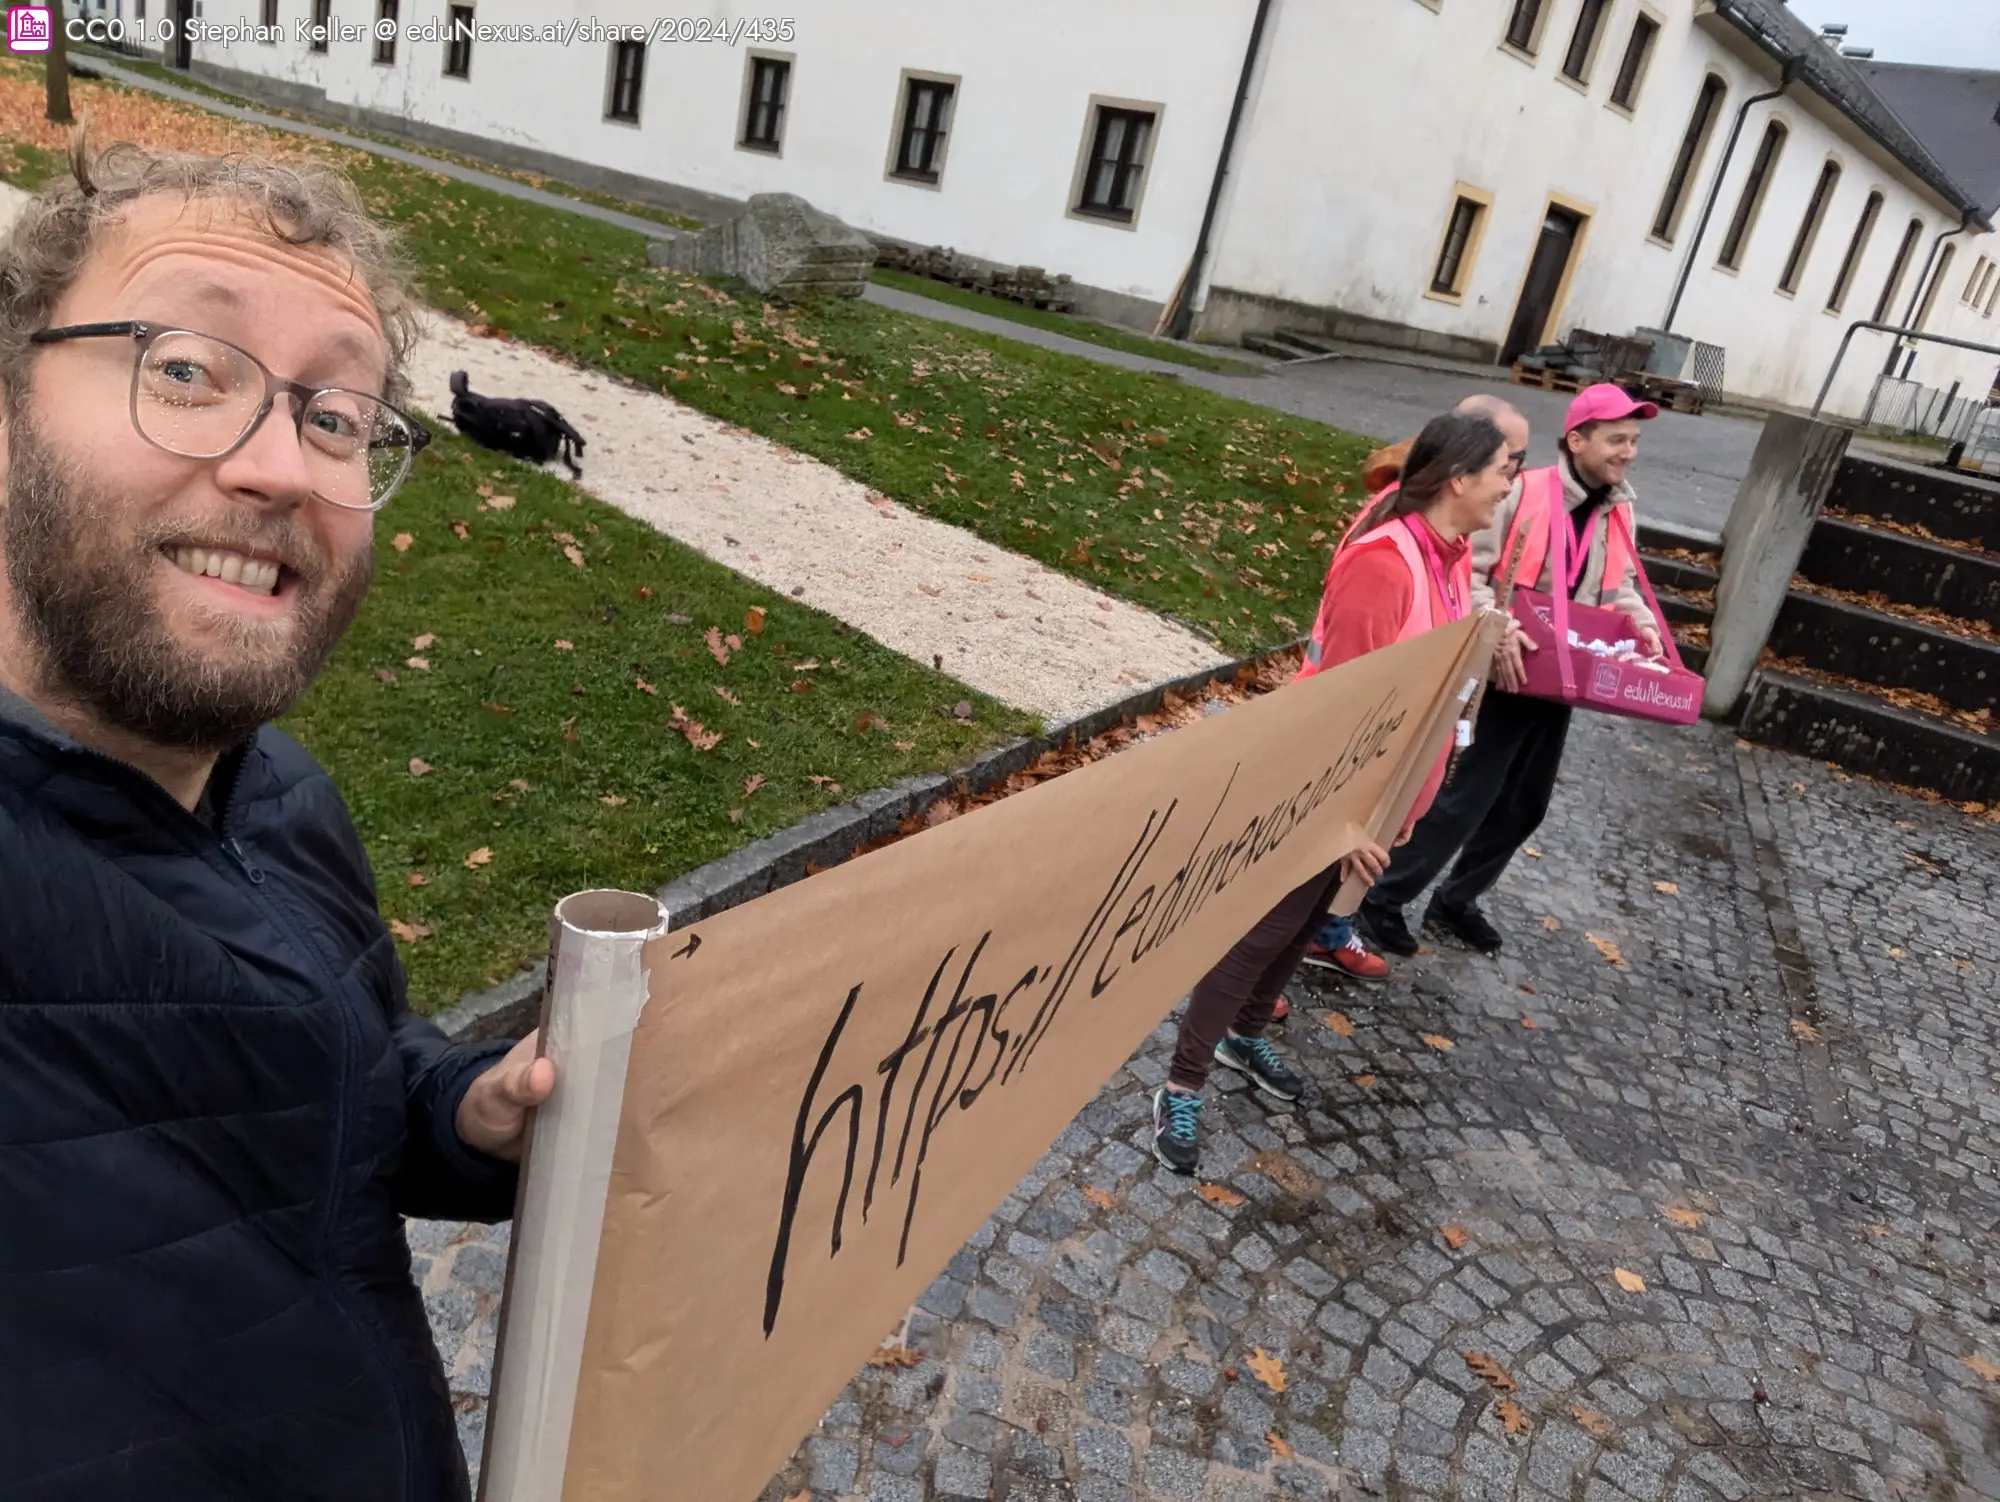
[{"xmin": 1565, "ymin": 382, "xmax": 1659, "ymax": 432}]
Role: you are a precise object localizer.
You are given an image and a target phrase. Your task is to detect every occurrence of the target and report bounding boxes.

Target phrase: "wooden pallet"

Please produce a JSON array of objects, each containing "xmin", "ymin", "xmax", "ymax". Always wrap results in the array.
[
  {"xmin": 1629, "ymin": 372, "xmax": 1704, "ymax": 415},
  {"xmin": 1511, "ymin": 363, "xmax": 1585, "ymax": 394}
]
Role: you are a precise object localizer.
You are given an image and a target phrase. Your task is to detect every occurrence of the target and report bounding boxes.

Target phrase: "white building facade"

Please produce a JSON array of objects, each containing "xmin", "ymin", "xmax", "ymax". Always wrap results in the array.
[{"xmin": 160, "ymin": 0, "xmax": 2000, "ymax": 418}]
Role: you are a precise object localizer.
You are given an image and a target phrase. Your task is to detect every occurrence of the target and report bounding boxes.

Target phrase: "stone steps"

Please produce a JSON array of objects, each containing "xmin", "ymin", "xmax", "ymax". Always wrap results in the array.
[
  {"xmin": 1799, "ymin": 516, "xmax": 2000, "ymax": 626},
  {"xmin": 1738, "ymin": 669, "xmax": 1999, "ymax": 804},
  {"xmin": 1631, "ymin": 455, "xmax": 1999, "ymax": 800}
]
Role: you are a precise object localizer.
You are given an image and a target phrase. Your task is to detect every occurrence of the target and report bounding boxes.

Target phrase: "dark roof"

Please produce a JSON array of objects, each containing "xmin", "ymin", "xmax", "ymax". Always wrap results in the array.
[
  {"xmin": 1707, "ymin": 0, "xmax": 1994, "ymax": 230},
  {"xmin": 1850, "ymin": 61, "xmax": 2000, "ymax": 216}
]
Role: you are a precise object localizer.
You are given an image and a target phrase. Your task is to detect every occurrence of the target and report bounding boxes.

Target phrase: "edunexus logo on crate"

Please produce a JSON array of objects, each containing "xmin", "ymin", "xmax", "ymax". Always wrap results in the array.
[{"xmin": 7, "ymin": 5, "xmax": 52, "ymax": 52}]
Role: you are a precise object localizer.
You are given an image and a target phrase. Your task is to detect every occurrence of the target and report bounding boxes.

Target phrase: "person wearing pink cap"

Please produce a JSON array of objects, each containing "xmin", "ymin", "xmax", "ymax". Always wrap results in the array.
[{"xmin": 1357, "ymin": 383, "xmax": 1661, "ymax": 957}]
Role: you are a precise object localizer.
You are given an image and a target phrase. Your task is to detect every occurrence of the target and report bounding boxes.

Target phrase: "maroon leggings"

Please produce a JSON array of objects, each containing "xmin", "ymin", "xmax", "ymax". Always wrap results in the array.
[{"xmin": 1167, "ymin": 864, "xmax": 1344, "ymax": 1090}]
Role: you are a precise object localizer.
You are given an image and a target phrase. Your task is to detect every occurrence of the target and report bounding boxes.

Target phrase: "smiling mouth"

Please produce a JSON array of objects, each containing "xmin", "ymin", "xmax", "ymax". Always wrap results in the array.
[{"xmin": 169, "ymin": 546, "xmax": 286, "ymax": 597}]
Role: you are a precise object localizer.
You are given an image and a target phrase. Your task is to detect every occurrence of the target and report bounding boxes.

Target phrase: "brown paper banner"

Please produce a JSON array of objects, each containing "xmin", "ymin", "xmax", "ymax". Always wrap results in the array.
[{"xmin": 556, "ymin": 616, "xmax": 1492, "ymax": 1501}]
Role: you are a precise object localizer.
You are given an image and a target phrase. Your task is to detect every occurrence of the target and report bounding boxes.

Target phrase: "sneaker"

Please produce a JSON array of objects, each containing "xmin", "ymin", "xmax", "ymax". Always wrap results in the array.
[
  {"xmin": 1426, "ymin": 900, "xmax": 1503, "ymax": 954},
  {"xmin": 1357, "ymin": 901, "xmax": 1419, "ymax": 957},
  {"xmin": 1152, "ymin": 1086, "xmax": 1204, "ymax": 1175},
  {"xmin": 1214, "ymin": 1034, "xmax": 1305, "ymax": 1101},
  {"xmin": 1300, "ymin": 930, "xmax": 1392, "ymax": 982}
]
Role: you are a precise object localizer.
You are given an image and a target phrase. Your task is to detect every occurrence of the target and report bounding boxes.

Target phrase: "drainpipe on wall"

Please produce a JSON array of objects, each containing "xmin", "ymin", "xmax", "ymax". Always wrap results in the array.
[
  {"xmin": 1164, "ymin": 0, "xmax": 1276, "ymax": 342},
  {"xmin": 1661, "ymin": 57, "xmax": 1802, "ymax": 334},
  {"xmin": 1883, "ymin": 210, "xmax": 1975, "ymax": 376}
]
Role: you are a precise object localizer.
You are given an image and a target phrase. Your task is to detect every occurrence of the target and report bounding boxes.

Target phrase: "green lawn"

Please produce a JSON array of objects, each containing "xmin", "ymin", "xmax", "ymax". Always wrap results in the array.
[
  {"xmin": 333, "ymin": 155, "xmax": 1374, "ymax": 650},
  {"xmin": 284, "ymin": 434, "xmax": 1026, "ymax": 1011},
  {"xmin": 869, "ymin": 266, "xmax": 1258, "ymax": 375}
]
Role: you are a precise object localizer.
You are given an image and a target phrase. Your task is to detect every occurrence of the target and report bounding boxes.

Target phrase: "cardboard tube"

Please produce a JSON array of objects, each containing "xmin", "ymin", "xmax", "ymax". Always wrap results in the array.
[{"xmin": 479, "ymin": 890, "xmax": 671, "ymax": 1502}]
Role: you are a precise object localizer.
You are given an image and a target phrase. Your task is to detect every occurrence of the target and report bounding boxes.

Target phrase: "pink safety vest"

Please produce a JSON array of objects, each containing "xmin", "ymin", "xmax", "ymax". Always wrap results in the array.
[
  {"xmin": 1295, "ymin": 514, "xmax": 1471, "ymax": 681},
  {"xmin": 1501, "ymin": 466, "xmax": 1637, "ymax": 603}
]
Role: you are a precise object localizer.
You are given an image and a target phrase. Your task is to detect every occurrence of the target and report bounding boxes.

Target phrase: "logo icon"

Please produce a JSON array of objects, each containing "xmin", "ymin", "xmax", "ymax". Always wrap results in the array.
[
  {"xmin": 1589, "ymin": 662, "xmax": 1621, "ymax": 699},
  {"xmin": 7, "ymin": 5, "xmax": 52, "ymax": 51}
]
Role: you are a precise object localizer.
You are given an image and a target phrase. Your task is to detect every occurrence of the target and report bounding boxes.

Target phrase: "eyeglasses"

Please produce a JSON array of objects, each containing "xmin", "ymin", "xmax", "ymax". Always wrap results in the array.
[
  {"xmin": 1503, "ymin": 450, "xmax": 1528, "ymax": 479},
  {"xmin": 29, "ymin": 321, "xmax": 430, "ymax": 512}
]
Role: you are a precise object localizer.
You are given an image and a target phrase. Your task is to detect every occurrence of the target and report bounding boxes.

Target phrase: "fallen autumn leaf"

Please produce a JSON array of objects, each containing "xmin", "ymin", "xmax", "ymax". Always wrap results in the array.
[
  {"xmin": 463, "ymin": 847, "xmax": 493, "ymax": 869},
  {"xmin": 1654, "ymin": 880, "xmax": 1680, "ymax": 895},
  {"xmin": 745, "ymin": 606, "xmax": 766, "ymax": 634},
  {"xmin": 1244, "ymin": 1348, "xmax": 1287, "ymax": 1393},
  {"xmin": 1497, "ymin": 1398, "xmax": 1529, "ymax": 1434},
  {"xmin": 1325, "ymin": 1011, "xmax": 1355, "ymax": 1037},
  {"xmin": 411, "ymin": 633, "xmax": 436, "ymax": 650},
  {"xmin": 1570, "ymin": 1404, "xmax": 1612, "ymax": 1437},
  {"xmin": 563, "ymin": 544, "xmax": 585, "ymax": 569},
  {"xmin": 391, "ymin": 532, "xmax": 413, "ymax": 552},
  {"xmin": 408, "ymin": 758, "xmax": 433, "ymax": 777},
  {"xmin": 386, "ymin": 919, "xmax": 432, "ymax": 944},
  {"xmin": 1585, "ymin": 933, "xmax": 1628, "ymax": 966},
  {"xmin": 1196, "ymin": 1184, "xmax": 1245, "ymax": 1208},
  {"xmin": 1613, "ymin": 1267, "xmax": 1646, "ymax": 1293},
  {"xmin": 1265, "ymin": 1432, "xmax": 1293, "ymax": 1460},
  {"xmin": 1441, "ymin": 1225, "xmax": 1469, "ymax": 1250},
  {"xmin": 1662, "ymin": 1205, "xmax": 1705, "ymax": 1228},
  {"xmin": 1541, "ymin": 915, "xmax": 1562, "ymax": 931},
  {"xmin": 1080, "ymin": 1186, "xmax": 1116, "ymax": 1210},
  {"xmin": 1462, "ymin": 1352, "xmax": 1517, "ymax": 1392},
  {"xmin": 1421, "ymin": 1033, "xmax": 1455, "ymax": 1051}
]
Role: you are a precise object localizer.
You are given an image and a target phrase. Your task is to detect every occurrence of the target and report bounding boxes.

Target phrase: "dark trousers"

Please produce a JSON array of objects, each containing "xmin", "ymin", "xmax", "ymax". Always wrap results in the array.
[
  {"xmin": 1168, "ymin": 865, "xmax": 1344, "ymax": 1091},
  {"xmin": 1364, "ymin": 690, "xmax": 1573, "ymax": 918}
]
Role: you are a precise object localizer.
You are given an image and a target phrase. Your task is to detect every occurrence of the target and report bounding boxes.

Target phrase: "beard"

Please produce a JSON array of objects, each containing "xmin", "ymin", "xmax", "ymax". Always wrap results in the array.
[{"xmin": 2, "ymin": 421, "xmax": 373, "ymax": 754}]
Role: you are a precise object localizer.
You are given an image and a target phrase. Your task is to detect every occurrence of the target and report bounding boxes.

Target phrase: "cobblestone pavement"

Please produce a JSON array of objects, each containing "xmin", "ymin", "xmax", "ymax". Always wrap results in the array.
[{"xmin": 420, "ymin": 709, "xmax": 1999, "ymax": 1501}]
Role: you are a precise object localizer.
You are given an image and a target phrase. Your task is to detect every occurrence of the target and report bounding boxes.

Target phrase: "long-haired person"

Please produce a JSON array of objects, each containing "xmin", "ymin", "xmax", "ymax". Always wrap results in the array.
[{"xmin": 1151, "ymin": 412, "xmax": 1519, "ymax": 1173}]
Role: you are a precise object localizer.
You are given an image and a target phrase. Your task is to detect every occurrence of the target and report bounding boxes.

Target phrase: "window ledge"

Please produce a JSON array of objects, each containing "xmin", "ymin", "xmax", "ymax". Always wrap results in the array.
[
  {"xmin": 1557, "ymin": 71, "xmax": 1592, "ymax": 96},
  {"xmin": 604, "ymin": 115, "xmax": 642, "ymax": 129},
  {"xmin": 738, "ymin": 140, "xmax": 783, "ymax": 155},
  {"xmin": 1646, "ymin": 234, "xmax": 1676, "ymax": 251},
  {"xmin": 1715, "ymin": 263, "xmax": 1741, "ymax": 278},
  {"xmin": 888, "ymin": 169, "xmax": 943, "ymax": 191},
  {"xmin": 1072, "ymin": 204, "xmax": 1137, "ymax": 228},
  {"xmin": 1423, "ymin": 287, "xmax": 1467, "ymax": 307},
  {"xmin": 1499, "ymin": 41, "xmax": 1539, "ymax": 65},
  {"xmin": 1775, "ymin": 286, "xmax": 1798, "ymax": 300},
  {"xmin": 1605, "ymin": 99, "xmax": 1637, "ymax": 118}
]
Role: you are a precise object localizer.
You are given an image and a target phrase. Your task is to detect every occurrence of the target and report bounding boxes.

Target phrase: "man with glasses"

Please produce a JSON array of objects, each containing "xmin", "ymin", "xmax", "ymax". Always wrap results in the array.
[{"xmin": 0, "ymin": 144, "xmax": 549, "ymax": 1500}]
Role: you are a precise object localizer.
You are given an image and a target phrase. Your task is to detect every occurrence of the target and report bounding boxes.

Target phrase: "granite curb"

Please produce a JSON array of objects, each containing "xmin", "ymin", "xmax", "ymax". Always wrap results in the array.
[{"xmin": 433, "ymin": 643, "xmax": 1296, "ymax": 1042}]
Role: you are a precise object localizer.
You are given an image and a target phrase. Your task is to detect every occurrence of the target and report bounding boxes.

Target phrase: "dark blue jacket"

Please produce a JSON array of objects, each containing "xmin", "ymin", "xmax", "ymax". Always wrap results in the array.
[{"xmin": 0, "ymin": 703, "xmax": 519, "ymax": 1502}]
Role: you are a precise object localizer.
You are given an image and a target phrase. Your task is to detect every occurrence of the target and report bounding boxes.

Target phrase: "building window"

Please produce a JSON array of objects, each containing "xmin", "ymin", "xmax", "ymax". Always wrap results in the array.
[
  {"xmin": 260, "ymin": 0, "xmax": 276, "ymax": 30},
  {"xmin": 1917, "ymin": 244, "xmax": 1954, "ymax": 330},
  {"xmin": 1984, "ymin": 276, "xmax": 1999, "ymax": 319},
  {"xmin": 1872, "ymin": 218, "xmax": 1923, "ymax": 323},
  {"xmin": 1779, "ymin": 159, "xmax": 1840, "ymax": 296},
  {"xmin": 1074, "ymin": 104, "xmax": 1156, "ymax": 223},
  {"xmin": 1826, "ymin": 191, "xmax": 1881, "ymax": 314},
  {"xmin": 1504, "ymin": 0, "xmax": 1546, "ymax": 54},
  {"xmin": 1610, "ymin": 14, "xmax": 1660, "ymax": 110},
  {"xmin": 1428, "ymin": 190, "xmax": 1491, "ymax": 300},
  {"xmin": 1653, "ymin": 75, "xmax": 1726, "ymax": 243},
  {"xmin": 1561, "ymin": 0, "xmax": 1610, "ymax": 84},
  {"xmin": 308, "ymin": 0, "xmax": 329, "ymax": 52},
  {"xmin": 442, "ymin": 4, "xmax": 472, "ymax": 76},
  {"xmin": 741, "ymin": 56, "xmax": 791, "ymax": 152},
  {"xmin": 1718, "ymin": 120, "xmax": 1787, "ymax": 271},
  {"xmin": 372, "ymin": 0, "xmax": 396, "ymax": 63},
  {"xmin": 1963, "ymin": 256, "xmax": 1992, "ymax": 306},
  {"xmin": 890, "ymin": 75, "xmax": 955, "ymax": 184},
  {"xmin": 606, "ymin": 40, "xmax": 645, "ymax": 123}
]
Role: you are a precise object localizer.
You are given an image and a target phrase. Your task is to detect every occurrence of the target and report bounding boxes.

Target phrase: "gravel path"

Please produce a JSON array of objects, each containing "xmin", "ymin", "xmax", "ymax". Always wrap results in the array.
[{"xmin": 402, "ymin": 315, "xmax": 1228, "ymax": 722}]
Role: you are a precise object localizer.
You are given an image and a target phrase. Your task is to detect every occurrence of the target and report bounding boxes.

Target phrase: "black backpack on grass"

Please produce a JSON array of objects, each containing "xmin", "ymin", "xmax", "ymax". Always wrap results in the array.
[{"xmin": 448, "ymin": 370, "xmax": 587, "ymax": 478}]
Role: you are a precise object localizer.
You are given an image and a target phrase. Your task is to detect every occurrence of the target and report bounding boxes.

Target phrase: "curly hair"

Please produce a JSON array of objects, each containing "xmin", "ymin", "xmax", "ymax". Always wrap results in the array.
[{"xmin": 0, "ymin": 129, "xmax": 422, "ymax": 406}]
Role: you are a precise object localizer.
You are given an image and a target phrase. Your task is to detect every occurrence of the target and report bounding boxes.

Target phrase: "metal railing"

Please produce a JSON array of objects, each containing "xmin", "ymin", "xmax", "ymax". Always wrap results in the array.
[
  {"xmin": 1861, "ymin": 376, "xmax": 1985, "ymax": 444},
  {"xmin": 1811, "ymin": 320, "xmax": 2000, "ymax": 418}
]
